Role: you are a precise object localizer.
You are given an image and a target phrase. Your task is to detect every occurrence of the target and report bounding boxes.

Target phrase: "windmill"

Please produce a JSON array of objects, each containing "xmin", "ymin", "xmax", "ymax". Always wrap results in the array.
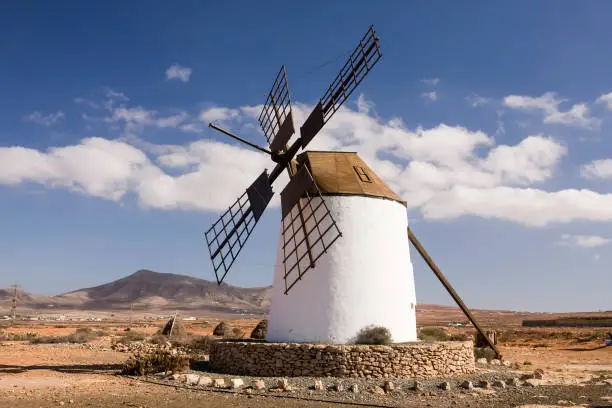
[
  {"xmin": 204, "ymin": 25, "xmax": 501, "ymax": 357},
  {"xmin": 205, "ymin": 25, "xmax": 382, "ymax": 295}
]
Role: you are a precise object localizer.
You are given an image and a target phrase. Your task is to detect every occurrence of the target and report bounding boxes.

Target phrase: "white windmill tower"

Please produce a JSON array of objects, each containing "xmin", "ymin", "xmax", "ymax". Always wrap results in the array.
[{"xmin": 205, "ymin": 25, "xmax": 500, "ymax": 356}]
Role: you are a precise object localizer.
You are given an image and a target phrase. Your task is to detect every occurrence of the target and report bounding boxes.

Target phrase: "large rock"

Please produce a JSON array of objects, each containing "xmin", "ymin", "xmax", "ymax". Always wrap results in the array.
[
  {"xmin": 230, "ymin": 378, "xmax": 244, "ymax": 389},
  {"xmin": 213, "ymin": 321, "xmax": 232, "ymax": 337},
  {"xmin": 184, "ymin": 374, "xmax": 200, "ymax": 385},
  {"xmin": 250, "ymin": 319, "xmax": 268, "ymax": 340}
]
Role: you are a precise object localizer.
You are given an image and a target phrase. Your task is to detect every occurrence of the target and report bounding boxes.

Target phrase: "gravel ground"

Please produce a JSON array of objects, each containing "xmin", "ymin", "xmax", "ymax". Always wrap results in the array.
[{"xmin": 140, "ymin": 361, "xmax": 612, "ymax": 408}]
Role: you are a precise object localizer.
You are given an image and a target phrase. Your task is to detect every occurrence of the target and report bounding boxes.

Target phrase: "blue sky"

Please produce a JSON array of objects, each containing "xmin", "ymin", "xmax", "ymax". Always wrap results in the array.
[{"xmin": 1, "ymin": 1, "xmax": 611, "ymax": 312}]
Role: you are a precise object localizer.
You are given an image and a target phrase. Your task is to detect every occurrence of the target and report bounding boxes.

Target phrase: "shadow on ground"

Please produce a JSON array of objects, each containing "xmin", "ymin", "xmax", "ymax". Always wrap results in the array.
[{"xmin": 0, "ymin": 363, "xmax": 122, "ymax": 375}]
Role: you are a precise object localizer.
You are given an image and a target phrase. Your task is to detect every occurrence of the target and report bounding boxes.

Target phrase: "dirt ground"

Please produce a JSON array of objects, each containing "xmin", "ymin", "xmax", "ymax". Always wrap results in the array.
[{"xmin": 1, "ymin": 320, "xmax": 611, "ymax": 408}]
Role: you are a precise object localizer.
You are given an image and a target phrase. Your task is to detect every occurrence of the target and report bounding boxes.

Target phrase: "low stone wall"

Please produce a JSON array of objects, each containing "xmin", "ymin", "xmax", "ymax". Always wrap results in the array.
[{"xmin": 209, "ymin": 341, "xmax": 475, "ymax": 378}]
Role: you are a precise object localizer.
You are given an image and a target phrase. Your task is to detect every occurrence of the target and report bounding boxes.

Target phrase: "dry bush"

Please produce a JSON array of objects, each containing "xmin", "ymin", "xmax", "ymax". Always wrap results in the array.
[
  {"xmin": 418, "ymin": 327, "xmax": 449, "ymax": 342},
  {"xmin": 250, "ymin": 319, "xmax": 268, "ymax": 340},
  {"xmin": 121, "ymin": 350, "xmax": 189, "ymax": 376},
  {"xmin": 148, "ymin": 333, "xmax": 169, "ymax": 345},
  {"xmin": 574, "ymin": 333, "xmax": 601, "ymax": 343},
  {"xmin": 355, "ymin": 325, "xmax": 393, "ymax": 345},
  {"xmin": 31, "ymin": 327, "xmax": 104, "ymax": 344},
  {"xmin": 474, "ymin": 347, "xmax": 497, "ymax": 362},
  {"xmin": 113, "ymin": 330, "xmax": 147, "ymax": 345},
  {"xmin": 0, "ymin": 331, "xmax": 37, "ymax": 341},
  {"xmin": 449, "ymin": 332, "xmax": 472, "ymax": 341},
  {"xmin": 213, "ymin": 321, "xmax": 232, "ymax": 337},
  {"xmin": 171, "ymin": 335, "xmax": 216, "ymax": 353}
]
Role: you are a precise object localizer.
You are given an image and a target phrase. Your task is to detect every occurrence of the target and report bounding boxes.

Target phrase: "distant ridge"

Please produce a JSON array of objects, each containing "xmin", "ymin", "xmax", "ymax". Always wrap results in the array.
[
  {"xmin": 1, "ymin": 269, "xmax": 271, "ymax": 313},
  {"xmin": 1, "ymin": 270, "xmax": 610, "ymax": 321}
]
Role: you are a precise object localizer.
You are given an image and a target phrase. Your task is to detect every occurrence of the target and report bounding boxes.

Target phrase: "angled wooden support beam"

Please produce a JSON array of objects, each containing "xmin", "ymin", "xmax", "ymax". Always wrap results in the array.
[{"xmin": 407, "ymin": 226, "xmax": 502, "ymax": 359}]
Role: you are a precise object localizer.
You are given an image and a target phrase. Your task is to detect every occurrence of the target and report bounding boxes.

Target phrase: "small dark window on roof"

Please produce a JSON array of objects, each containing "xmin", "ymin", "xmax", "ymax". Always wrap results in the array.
[{"xmin": 353, "ymin": 166, "xmax": 372, "ymax": 183}]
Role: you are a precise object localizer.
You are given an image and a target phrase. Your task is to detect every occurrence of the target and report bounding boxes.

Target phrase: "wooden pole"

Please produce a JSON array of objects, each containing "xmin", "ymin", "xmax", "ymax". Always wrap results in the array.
[{"xmin": 407, "ymin": 226, "xmax": 502, "ymax": 359}]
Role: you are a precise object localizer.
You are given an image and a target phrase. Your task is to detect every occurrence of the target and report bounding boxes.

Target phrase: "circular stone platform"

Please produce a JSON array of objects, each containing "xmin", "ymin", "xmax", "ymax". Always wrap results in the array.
[{"xmin": 209, "ymin": 340, "xmax": 475, "ymax": 378}]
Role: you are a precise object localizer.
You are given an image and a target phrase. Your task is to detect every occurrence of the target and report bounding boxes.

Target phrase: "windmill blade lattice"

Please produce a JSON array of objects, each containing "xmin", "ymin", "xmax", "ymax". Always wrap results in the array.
[
  {"xmin": 257, "ymin": 65, "xmax": 295, "ymax": 152},
  {"xmin": 280, "ymin": 166, "xmax": 342, "ymax": 295},
  {"xmin": 205, "ymin": 170, "xmax": 274, "ymax": 285},
  {"xmin": 300, "ymin": 25, "xmax": 382, "ymax": 148}
]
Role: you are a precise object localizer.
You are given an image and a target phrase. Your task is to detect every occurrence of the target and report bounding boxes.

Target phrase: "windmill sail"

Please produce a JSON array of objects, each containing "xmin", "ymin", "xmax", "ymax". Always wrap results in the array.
[
  {"xmin": 300, "ymin": 25, "xmax": 382, "ymax": 148},
  {"xmin": 257, "ymin": 65, "xmax": 295, "ymax": 152},
  {"xmin": 280, "ymin": 166, "xmax": 342, "ymax": 294},
  {"xmin": 205, "ymin": 170, "xmax": 274, "ymax": 285}
]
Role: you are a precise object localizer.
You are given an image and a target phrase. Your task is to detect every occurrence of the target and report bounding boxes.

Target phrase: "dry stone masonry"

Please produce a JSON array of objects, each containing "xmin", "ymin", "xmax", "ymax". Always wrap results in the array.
[{"xmin": 209, "ymin": 341, "xmax": 475, "ymax": 378}]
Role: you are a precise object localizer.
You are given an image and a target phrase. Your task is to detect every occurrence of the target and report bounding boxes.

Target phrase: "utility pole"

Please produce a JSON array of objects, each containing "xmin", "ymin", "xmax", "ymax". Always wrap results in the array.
[{"xmin": 10, "ymin": 284, "xmax": 20, "ymax": 321}]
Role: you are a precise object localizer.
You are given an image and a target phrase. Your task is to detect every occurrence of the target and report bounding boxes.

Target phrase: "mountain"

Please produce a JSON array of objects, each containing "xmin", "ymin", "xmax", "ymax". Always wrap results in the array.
[{"xmin": 0, "ymin": 270, "xmax": 271, "ymax": 314}]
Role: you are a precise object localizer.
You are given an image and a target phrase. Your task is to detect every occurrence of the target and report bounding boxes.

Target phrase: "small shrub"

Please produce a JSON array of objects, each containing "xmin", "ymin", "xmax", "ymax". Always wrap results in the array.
[
  {"xmin": 533, "ymin": 343, "xmax": 551, "ymax": 348},
  {"xmin": 250, "ymin": 319, "xmax": 267, "ymax": 340},
  {"xmin": 31, "ymin": 327, "xmax": 104, "ymax": 344},
  {"xmin": 449, "ymin": 333, "xmax": 471, "ymax": 341},
  {"xmin": 213, "ymin": 321, "xmax": 232, "ymax": 337},
  {"xmin": 0, "ymin": 331, "xmax": 37, "ymax": 341},
  {"xmin": 474, "ymin": 347, "xmax": 497, "ymax": 362},
  {"xmin": 355, "ymin": 325, "xmax": 392, "ymax": 345},
  {"xmin": 148, "ymin": 333, "xmax": 169, "ymax": 345},
  {"xmin": 575, "ymin": 334, "xmax": 600, "ymax": 343},
  {"xmin": 419, "ymin": 327, "xmax": 449, "ymax": 342},
  {"xmin": 121, "ymin": 350, "xmax": 189, "ymax": 376},
  {"xmin": 113, "ymin": 330, "xmax": 146, "ymax": 345},
  {"xmin": 523, "ymin": 361, "xmax": 533, "ymax": 366}
]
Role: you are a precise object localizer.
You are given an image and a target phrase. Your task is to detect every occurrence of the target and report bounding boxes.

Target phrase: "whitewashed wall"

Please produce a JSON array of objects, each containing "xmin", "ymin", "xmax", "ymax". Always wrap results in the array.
[{"xmin": 267, "ymin": 195, "xmax": 417, "ymax": 344}]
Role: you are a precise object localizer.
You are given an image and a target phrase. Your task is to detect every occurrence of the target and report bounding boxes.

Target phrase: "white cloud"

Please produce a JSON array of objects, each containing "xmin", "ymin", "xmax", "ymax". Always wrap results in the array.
[
  {"xmin": 103, "ymin": 89, "xmax": 129, "ymax": 112},
  {"xmin": 595, "ymin": 91, "xmax": 612, "ymax": 109},
  {"xmin": 503, "ymin": 92, "xmax": 601, "ymax": 129},
  {"xmin": 199, "ymin": 107, "xmax": 240, "ymax": 123},
  {"xmin": 165, "ymin": 64, "xmax": 192, "ymax": 82},
  {"xmin": 421, "ymin": 78, "xmax": 440, "ymax": 86},
  {"xmin": 557, "ymin": 234, "xmax": 611, "ymax": 248},
  {"xmin": 0, "ymin": 138, "xmax": 157, "ymax": 201},
  {"xmin": 580, "ymin": 158, "xmax": 612, "ymax": 180},
  {"xmin": 421, "ymin": 91, "xmax": 437, "ymax": 102},
  {"xmin": 23, "ymin": 111, "xmax": 65, "ymax": 126},
  {"xmin": 7, "ymin": 96, "xmax": 612, "ymax": 228},
  {"xmin": 180, "ymin": 123, "xmax": 203, "ymax": 133},
  {"xmin": 356, "ymin": 94, "xmax": 375, "ymax": 114},
  {"xmin": 466, "ymin": 93, "xmax": 494, "ymax": 107},
  {"xmin": 105, "ymin": 107, "xmax": 189, "ymax": 133}
]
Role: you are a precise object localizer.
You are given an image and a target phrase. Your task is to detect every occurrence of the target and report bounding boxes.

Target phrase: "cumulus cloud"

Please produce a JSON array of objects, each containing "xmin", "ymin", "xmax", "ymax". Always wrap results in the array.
[
  {"xmin": 199, "ymin": 107, "xmax": 240, "ymax": 123},
  {"xmin": 165, "ymin": 64, "xmax": 192, "ymax": 82},
  {"xmin": 421, "ymin": 91, "xmax": 437, "ymax": 102},
  {"xmin": 23, "ymin": 111, "xmax": 65, "ymax": 126},
  {"xmin": 595, "ymin": 91, "xmax": 612, "ymax": 109},
  {"xmin": 4, "ymin": 96, "xmax": 612, "ymax": 227},
  {"xmin": 580, "ymin": 158, "xmax": 612, "ymax": 180},
  {"xmin": 105, "ymin": 107, "xmax": 190, "ymax": 136},
  {"xmin": 557, "ymin": 234, "xmax": 611, "ymax": 248},
  {"xmin": 503, "ymin": 92, "xmax": 600, "ymax": 129}
]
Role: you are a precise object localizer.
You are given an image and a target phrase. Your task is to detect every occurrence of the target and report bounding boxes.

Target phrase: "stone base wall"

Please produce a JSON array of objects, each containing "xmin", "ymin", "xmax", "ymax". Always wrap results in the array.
[{"xmin": 209, "ymin": 341, "xmax": 475, "ymax": 378}]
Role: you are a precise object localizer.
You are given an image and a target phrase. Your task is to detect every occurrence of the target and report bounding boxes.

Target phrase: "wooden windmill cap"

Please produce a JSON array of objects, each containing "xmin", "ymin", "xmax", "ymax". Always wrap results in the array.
[{"xmin": 296, "ymin": 151, "xmax": 407, "ymax": 207}]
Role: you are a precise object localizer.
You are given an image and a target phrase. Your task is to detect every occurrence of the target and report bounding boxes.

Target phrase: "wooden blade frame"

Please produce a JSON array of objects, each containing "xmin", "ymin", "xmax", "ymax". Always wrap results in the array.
[
  {"xmin": 205, "ymin": 170, "xmax": 274, "ymax": 285},
  {"xmin": 300, "ymin": 25, "xmax": 382, "ymax": 148},
  {"xmin": 280, "ymin": 166, "xmax": 342, "ymax": 295},
  {"xmin": 257, "ymin": 65, "xmax": 295, "ymax": 153}
]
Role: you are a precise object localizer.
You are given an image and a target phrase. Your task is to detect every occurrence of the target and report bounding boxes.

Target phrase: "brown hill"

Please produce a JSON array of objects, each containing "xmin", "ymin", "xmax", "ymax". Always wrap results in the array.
[{"xmin": 1, "ymin": 270, "xmax": 270, "ymax": 314}]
